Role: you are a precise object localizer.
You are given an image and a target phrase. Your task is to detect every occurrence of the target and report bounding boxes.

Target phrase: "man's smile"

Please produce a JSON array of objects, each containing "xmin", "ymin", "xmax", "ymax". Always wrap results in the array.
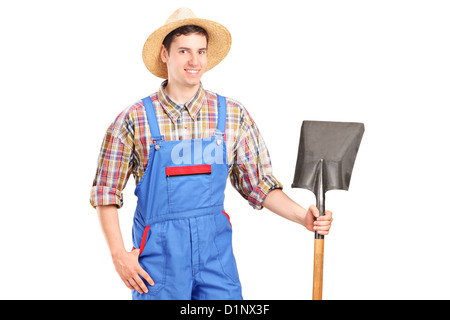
[{"xmin": 185, "ymin": 69, "xmax": 201, "ymax": 75}]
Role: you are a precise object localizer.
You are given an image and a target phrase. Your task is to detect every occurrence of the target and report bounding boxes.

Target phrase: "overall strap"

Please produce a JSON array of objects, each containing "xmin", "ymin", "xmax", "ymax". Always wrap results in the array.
[
  {"xmin": 216, "ymin": 94, "xmax": 226, "ymax": 136},
  {"xmin": 142, "ymin": 96, "xmax": 164, "ymax": 144}
]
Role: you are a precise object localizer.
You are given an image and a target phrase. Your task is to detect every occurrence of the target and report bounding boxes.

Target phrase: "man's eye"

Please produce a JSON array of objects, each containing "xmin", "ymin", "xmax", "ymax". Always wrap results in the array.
[{"xmin": 199, "ymin": 50, "xmax": 206, "ymax": 54}]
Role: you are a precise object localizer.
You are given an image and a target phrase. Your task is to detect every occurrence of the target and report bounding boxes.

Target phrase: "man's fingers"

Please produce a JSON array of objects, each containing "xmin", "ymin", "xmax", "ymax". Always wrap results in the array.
[
  {"xmin": 314, "ymin": 219, "xmax": 332, "ymax": 225},
  {"xmin": 315, "ymin": 210, "xmax": 333, "ymax": 221},
  {"xmin": 128, "ymin": 266, "xmax": 155, "ymax": 294},
  {"xmin": 324, "ymin": 210, "xmax": 333, "ymax": 217},
  {"xmin": 314, "ymin": 224, "xmax": 330, "ymax": 230},
  {"xmin": 314, "ymin": 210, "xmax": 332, "ymax": 234},
  {"xmin": 309, "ymin": 207, "xmax": 333, "ymax": 235},
  {"xmin": 138, "ymin": 267, "xmax": 155, "ymax": 287},
  {"xmin": 122, "ymin": 278, "xmax": 134, "ymax": 290},
  {"xmin": 309, "ymin": 205, "xmax": 320, "ymax": 218},
  {"xmin": 134, "ymin": 276, "xmax": 149, "ymax": 294},
  {"xmin": 127, "ymin": 277, "xmax": 144, "ymax": 294},
  {"xmin": 128, "ymin": 274, "xmax": 150, "ymax": 294}
]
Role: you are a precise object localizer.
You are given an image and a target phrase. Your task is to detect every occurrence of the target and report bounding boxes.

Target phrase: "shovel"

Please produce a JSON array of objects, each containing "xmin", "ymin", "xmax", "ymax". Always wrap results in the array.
[{"xmin": 291, "ymin": 120, "xmax": 364, "ymax": 300}]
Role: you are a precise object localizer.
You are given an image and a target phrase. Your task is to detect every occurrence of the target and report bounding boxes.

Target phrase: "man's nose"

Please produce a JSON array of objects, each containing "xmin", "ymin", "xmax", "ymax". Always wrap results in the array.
[{"xmin": 189, "ymin": 53, "xmax": 200, "ymax": 66}]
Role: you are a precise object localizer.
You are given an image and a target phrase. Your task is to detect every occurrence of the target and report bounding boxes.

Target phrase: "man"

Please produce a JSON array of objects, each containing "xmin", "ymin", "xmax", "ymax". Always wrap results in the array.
[{"xmin": 90, "ymin": 8, "xmax": 333, "ymax": 300}]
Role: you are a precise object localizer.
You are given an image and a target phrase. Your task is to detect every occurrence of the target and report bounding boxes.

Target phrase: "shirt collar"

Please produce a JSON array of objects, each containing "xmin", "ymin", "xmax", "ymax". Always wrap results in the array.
[{"xmin": 157, "ymin": 80, "xmax": 206, "ymax": 123}]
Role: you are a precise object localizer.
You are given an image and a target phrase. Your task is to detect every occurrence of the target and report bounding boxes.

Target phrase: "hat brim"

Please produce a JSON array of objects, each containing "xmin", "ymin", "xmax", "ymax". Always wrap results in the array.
[{"xmin": 142, "ymin": 18, "xmax": 232, "ymax": 79}]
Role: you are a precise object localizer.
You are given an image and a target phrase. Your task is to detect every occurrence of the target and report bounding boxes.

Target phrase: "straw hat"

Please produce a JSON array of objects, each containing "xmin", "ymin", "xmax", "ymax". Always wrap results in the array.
[{"xmin": 142, "ymin": 8, "xmax": 232, "ymax": 79}]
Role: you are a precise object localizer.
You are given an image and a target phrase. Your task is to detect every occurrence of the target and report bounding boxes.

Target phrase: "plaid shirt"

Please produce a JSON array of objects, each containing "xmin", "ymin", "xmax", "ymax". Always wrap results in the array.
[{"xmin": 90, "ymin": 81, "xmax": 282, "ymax": 210}]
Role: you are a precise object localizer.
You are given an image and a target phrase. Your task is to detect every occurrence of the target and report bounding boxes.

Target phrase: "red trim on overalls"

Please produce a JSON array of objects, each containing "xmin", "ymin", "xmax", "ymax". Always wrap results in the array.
[
  {"xmin": 139, "ymin": 225, "xmax": 151, "ymax": 255},
  {"xmin": 166, "ymin": 164, "xmax": 211, "ymax": 177},
  {"xmin": 222, "ymin": 211, "xmax": 232, "ymax": 227}
]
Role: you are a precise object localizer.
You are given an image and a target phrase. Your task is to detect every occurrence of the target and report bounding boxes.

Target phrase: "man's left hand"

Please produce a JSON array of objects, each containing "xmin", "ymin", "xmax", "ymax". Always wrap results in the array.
[{"xmin": 304, "ymin": 205, "xmax": 333, "ymax": 235}]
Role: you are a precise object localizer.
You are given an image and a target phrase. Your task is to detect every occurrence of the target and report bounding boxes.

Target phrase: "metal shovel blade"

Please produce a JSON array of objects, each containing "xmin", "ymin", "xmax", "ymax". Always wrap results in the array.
[
  {"xmin": 292, "ymin": 120, "xmax": 365, "ymax": 196},
  {"xmin": 291, "ymin": 120, "xmax": 364, "ymax": 300}
]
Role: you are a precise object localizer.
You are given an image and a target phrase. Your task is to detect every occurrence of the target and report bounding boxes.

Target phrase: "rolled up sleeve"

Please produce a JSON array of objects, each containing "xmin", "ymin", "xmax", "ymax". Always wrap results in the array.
[
  {"xmin": 90, "ymin": 124, "xmax": 134, "ymax": 209},
  {"xmin": 230, "ymin": 120, "xmax": 283, "ymax": 210}
]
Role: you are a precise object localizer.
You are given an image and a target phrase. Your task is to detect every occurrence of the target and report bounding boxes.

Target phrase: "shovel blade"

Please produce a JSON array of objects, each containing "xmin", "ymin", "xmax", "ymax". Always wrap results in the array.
[{"xmin": 291, "ymin": 120, "xmax": 364, "ymax": 198}]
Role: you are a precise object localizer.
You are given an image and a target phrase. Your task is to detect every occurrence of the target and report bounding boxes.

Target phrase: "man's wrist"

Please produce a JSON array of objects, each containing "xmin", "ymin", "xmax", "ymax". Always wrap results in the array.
[
  {"xmin": 294, "ymin": 204, "xmax": 308, "ymax": 226},
  {"xmin": 111, "ymin": 247, "xmax": 128, "ymax": 262}
]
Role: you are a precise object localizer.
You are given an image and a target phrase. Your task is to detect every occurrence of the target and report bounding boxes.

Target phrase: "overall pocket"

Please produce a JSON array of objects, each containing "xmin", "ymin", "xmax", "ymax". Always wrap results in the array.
[
  {"xmin": 166, "ymin": 164, "xmax": 212, "ymax": 213},
  {"xmin": 213, "ymin": 211, "xmax": 240, "ymax": 283},
  {"xmin": 137, "ymin": 224, "xmax": 167, "ymax": 296}
]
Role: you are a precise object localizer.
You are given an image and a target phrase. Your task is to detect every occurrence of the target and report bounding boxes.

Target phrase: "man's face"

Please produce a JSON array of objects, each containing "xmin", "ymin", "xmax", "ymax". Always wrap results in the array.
[{"xmin": 161, "ymin": 33, "xmax": 207, "ymax": 88}]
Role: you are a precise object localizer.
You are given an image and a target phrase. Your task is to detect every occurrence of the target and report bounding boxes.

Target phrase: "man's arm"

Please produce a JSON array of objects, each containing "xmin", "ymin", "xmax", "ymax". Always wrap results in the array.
[
  {"xmin": 96, "ymin": 205, "xmax": 154, "ymax": 293},
  {"xmin": 261, "ymin": 189, "xmax": 333, "ymax": 235}
]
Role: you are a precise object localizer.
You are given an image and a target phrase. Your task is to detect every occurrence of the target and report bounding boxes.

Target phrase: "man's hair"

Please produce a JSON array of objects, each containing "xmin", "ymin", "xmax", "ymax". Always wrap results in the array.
[{"xmin": 162, "ymin": 25, "xmax": 209, "ymax": 53}]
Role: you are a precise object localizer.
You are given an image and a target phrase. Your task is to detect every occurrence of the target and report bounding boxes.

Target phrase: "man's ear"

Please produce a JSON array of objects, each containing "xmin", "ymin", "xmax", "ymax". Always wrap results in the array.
[{"xmin": 160, "ymin": 45, "xmax": 168, "ymax": 63}]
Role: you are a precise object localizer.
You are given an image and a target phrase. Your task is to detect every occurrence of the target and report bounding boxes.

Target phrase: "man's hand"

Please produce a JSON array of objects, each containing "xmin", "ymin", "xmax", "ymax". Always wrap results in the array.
[
  {"xmin": 112, "ymin": 249, "xmax": 154, "ymax": 294},
  {"xmin": 303, "ymin": 205, "xmax": 333, "ymax": 235},
  {"xmin": 96, "ymin": 205, "xmax": 154, "ymax": 294},
  {"xmin": 261, "ymin": 189, "xmax": 333, "ymax": 234}
]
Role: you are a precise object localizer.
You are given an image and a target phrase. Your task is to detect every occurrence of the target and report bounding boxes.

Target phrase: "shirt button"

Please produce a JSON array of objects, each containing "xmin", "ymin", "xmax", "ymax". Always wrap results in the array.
[{"xmin": 216, "ymin": 139, "xmax": 222, "ymax": 145}]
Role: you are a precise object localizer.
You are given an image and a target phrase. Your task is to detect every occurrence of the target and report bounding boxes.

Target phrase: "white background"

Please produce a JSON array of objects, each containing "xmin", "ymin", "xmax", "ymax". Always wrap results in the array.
[{"xmin": 1, "ymin": 0, "xmax": 449, "ymax": 300}]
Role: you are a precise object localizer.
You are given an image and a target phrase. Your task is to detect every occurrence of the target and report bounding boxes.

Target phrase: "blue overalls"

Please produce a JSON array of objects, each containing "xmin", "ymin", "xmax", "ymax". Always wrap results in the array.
[{"xmin": 131, "ymin": 94, "xmax": 243, "ymax": 300}]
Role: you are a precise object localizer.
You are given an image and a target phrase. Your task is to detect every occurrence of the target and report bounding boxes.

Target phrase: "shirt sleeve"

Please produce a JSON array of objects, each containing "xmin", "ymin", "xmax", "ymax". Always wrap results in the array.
[
  {"xmin": 90, "ymin": 111, "xmax": 135, "ymax": 209},
  {"xmin": 230, "ymin": 111, "xmax": 283, "ymax": 210}
]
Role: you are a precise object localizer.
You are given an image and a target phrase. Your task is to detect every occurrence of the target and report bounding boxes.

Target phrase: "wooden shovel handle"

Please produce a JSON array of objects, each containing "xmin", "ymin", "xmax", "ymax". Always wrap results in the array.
[{"xmin": 313, "ymin": 238, "xmax": 324, "ymax": 300}]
